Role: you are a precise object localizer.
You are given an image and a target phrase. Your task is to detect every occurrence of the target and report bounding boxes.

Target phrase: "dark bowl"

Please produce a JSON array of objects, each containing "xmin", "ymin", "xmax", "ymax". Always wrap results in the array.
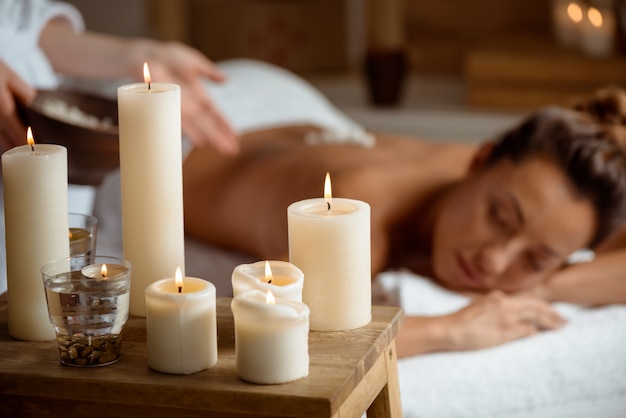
[{"xmin": 17, "ymin": 89, "xmax": 119, "ymax": 186}]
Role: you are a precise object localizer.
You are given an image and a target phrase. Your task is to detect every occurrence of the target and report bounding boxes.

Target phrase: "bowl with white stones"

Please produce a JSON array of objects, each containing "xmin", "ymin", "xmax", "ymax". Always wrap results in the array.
[{"xmin": 17, "ymin": 89, "xmax": 119, "ymax": 186}]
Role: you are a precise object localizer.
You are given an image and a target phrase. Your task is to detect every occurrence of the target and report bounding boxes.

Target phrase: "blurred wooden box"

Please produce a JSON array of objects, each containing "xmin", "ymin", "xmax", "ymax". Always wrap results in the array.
[{"xmin": 464, "ymin": 37, "xmax": 626, "ymax": 109}]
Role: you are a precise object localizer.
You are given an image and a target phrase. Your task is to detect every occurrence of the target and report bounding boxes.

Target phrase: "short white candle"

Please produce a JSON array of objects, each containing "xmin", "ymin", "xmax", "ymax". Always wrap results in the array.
[
  {"xmin": 2, "ymin": 129, "xmax": 69, "ymax": 341},
  {"xmin": 117, "ymin": 63, "xmax": 185, "ymax": 317},
  {"xmin": 145, "ymin": 267, "xmax": 218, "ymax": 375},
  {"xmin": 287, "ymin": 173, "xmax": 371, "ymax": 331},
  {"xmin": 580, "ymin": 5, "xmax": 616, "ymax": 57},
  {"xmin": 232, "ymin": 260, "xmax": 304, "ymax": 301},
  {"xmin": 231, "ymin": 290, "xmax": 309, "ymax": 384}
]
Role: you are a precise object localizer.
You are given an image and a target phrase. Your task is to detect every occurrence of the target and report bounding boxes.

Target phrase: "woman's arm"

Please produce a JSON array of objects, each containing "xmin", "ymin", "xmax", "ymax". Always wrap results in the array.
[
  {"xmin": 396, "ymin": 291, "xmax": 564, "ymax": 358},
  {"xmin": 540, "ymin": 249, "xmax": 626, "ymax": 306},
  {"xmin": 528, "ymin": 226, "xmax": 626, "ymax": 306},
  {"xmin": 0, "ymin": 61, "xmax": 35, "ymax": 151},
  {"xmin": 38, "ymin": 19, "xmax": 238, "ymax": 153}
]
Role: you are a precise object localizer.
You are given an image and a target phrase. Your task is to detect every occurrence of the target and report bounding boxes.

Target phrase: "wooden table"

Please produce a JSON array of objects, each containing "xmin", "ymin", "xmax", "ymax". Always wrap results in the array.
[{"xmin": 0, "ymin": 295, "xmax": 404, "ymax": 417}]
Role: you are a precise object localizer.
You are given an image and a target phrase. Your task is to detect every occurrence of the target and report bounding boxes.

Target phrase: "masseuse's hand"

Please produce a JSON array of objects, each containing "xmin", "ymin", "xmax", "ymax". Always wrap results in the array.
[
  {"xmin": 442, "ymin": 290, "xmax": 565, "ymax": 351},
  {"xmin": 0, "ymin": 61, "xmax": 35, "ymax": 153},
  {"xmin": 136, "ymin": 40, "xmax": 239, "ymax": 155}
]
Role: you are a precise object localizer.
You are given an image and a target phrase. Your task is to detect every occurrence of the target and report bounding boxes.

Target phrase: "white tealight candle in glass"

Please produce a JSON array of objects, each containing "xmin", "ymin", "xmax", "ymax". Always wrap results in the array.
[
  {"xmin": 231, "ymin": 290, "xmax": 309, "ymax": 384},
  {"xmin": 81, "ymin": 263, "xmax": 129, "ymax": 280},
  {"xmin": 231, "ymin": 260, "xmax": 304, "ymax": 301},
  {"xmin": 287, "ymin": 173, "xmax": 371, "ymax": 331}
]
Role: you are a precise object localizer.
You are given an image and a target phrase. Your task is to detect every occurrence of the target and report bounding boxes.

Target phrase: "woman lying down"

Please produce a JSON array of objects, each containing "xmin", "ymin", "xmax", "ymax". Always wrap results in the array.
[{"xmin": 183, "ymin": 70, "xmax": 626, "ymax": 358}]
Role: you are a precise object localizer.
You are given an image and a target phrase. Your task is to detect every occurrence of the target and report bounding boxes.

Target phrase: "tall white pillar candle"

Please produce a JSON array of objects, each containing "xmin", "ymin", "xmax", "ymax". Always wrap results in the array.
[
  {"xmin": 117, "ymin": 65, "xmax": 185, "ymax": 316},
  {"xmin": 287, "ymin": 174, "xmax": 371, "ymax": 331},
  {"xmin": 232, "ymin": 260, "xmax": 304, "ymax": 301},
  {"xmin": 145, "ymin": 268, "xmax": 217, "ymax": 374},
  {"xmin": 231, "ymin": 290, "xmax": 309, "ymax": 384},
  {"xmin": 2, "ymin": 131, "xmax": 69, "ymax": 341}
]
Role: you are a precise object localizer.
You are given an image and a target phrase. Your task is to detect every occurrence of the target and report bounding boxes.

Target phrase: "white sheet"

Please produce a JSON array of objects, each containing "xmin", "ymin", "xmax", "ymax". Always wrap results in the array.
[{"xmin": 378, "ymin": 270, "xmax": 626, "ymax": 418}]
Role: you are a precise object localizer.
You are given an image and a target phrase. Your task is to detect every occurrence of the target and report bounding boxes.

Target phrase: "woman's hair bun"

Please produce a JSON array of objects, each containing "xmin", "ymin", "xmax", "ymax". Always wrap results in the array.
[{"xmin": 571, "ymin": 86, "xmax": 626, "ymax": 128}]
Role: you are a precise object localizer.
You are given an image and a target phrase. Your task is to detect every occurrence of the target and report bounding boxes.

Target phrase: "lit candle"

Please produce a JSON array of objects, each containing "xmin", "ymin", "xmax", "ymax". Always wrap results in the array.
[
  {"xmin": 68, "ymin": 212, "xmax": 97, "ymax": 257},
  {"xmin": 287, "ymin": 173, "xmax": 371, "ymax": 331},
  {"xmin": 81, "ymin": 262, "xmax": 129, "ymax": 280},
  {"xmin": 552, "ymin": 0, "xmax": 584, "ymax": 47},
  {"xmin": 117, "ymin": 62, "xmax": 185, "ymax": 316},
  {"xmin": 580, "ymin": 5, "xmax": 616, "ymax": 57},
  {"xmin": 1, "ymin": 128, "xmax": 69, "ymax": 341},
  {"xmin": 69, "ymin": 228, "xmax": 91, "ymax": 256},
  {"xmin": 231, "ymin": 290, "xmax": 309, "ymax": 384},
  {"xmin": 231, "ymin": 260, "xmax": 304, "ymax": 301},
  {"xmin": 145, "ymin": 267, "xmax": 218, "ymax": 375}
]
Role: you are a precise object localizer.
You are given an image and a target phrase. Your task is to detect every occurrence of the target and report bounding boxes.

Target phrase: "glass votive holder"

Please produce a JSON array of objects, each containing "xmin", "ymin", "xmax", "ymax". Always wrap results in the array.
[
  {"xmin": 41, "ymin": 255, "xmax": 131, "ymax": 367},
  {"xmin": 68, "ymin": 212, "xmax": 98, "ymax": 257}
]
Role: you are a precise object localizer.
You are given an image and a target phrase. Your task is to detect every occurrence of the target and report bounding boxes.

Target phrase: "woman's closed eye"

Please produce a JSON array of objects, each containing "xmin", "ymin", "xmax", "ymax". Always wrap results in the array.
[
  {"xmin": 488, "ymin": 201, "xmax": 514, "ymax": 232},
  {"xmin": 524, "ymin": 250, "xmax": 561, "ymax": 273},
  {"xmin": 525, "ymin": 252, "xmax": 543, "ymax": 272}
]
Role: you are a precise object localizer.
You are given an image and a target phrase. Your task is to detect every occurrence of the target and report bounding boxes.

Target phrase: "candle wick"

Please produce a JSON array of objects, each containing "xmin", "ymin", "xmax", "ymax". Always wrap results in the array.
[
  {"xmin": 30, "ymin": 143, "xmax": 35, "ymax": 154},
  {"xmin": 327, "ymin": 201, "xmax": 331, "ymax": 211},
  {"xmin": 148, "ymin": 81, "xmax": 151, "ymax": 91},
  {"xmin": 268, "ymin": 279, "xmax": 272, "ymax": 284},
  {"xmin": 178, "ymin": 286, "xmax": 182, "ymax": 293}
]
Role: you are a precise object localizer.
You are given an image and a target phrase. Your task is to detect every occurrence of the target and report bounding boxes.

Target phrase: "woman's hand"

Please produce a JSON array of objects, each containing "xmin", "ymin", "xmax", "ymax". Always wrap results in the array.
[
  {"xmin": 133, "ymin": 40, "xmax": 239, "ymax": 154},
  {"xmin": 40, "ymin": 20, "xmax": 239, "ymax": 155},
  {"xmin": 396, "ymin": 291, "xmax": 565, "ymax": 358},
  {"xmin": 0, "ymin": 61, "xmax": 35, "ymax": 152},
  {"xmin": 443, "ymin": 290, "xmax": 565, "ymax": 351}
]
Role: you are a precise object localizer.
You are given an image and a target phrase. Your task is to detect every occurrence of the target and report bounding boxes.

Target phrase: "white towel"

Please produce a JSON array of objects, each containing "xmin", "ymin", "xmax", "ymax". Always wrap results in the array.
[{"xmin": 377, "ymin": 270, "xmax": 626, "ymax": 418}]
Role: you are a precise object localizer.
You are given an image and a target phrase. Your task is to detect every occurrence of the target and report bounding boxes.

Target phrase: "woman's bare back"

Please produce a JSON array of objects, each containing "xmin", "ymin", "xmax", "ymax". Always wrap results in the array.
[{"xmin": 183, "ymin": 125, "xmax": 477, "ymax": 273}]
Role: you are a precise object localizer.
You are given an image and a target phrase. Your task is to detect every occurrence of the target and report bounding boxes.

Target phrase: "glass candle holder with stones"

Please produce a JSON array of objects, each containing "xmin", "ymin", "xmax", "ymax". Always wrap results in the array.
[{"xmin": 41, "ymin": 255, "xmax": 131, "ymax": 367}]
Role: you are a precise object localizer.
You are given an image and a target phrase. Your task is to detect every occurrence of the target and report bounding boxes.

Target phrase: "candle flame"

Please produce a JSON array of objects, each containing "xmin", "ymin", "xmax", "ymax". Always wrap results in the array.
[
  {"xmin": 175, "ymin": 266, "xmax": 183, "ymax": 292},
  {"xmin": 265, "ymin": 260, "xmax": 273, "ymax": 284},
  {"xmin": 27, "ymin": 127, "xmax": 35, "ymax": 147},
  {"xmin": 588, "ymin": 7, "xmax": 603, "ymax": 27},
  {"xmin": 567, "ymin": 2, "xmax": 583, "ymax": 23},
  {"xmin": 68, "ymin": 230, "xmax": 73, "ymax": 239},
  {"xmin": 101, "ymin": 264, "xmax": 108, "ymax": 278},
  {"xmin": 324, "ymin": 172, "xmax": 332, "ymax": 210},
  {"xmin": 143, "ymin": 62, "xmax": 151, "ymax": 86},
  {"xmin": 266, "ymin": 290, "xmax": 276, "ymax": 304}
]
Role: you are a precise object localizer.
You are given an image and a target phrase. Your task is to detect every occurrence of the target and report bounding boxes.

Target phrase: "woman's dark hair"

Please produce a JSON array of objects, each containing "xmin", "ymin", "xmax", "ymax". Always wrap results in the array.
[{"xmin": 485, "ymin": 86, "xmax": 626, "ymax": 247}]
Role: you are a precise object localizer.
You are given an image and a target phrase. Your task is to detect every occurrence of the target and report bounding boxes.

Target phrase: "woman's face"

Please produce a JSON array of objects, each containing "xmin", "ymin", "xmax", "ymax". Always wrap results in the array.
[{"xmin": 431, "ymin": 156, "xmax": 596, "ymax": 292}]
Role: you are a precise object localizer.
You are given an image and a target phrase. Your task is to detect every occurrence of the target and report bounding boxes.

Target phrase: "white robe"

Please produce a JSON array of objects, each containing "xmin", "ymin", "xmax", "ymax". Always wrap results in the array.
[{"xmin": 0, "ymin": 0, "xmax": 83, "ymax": 293}]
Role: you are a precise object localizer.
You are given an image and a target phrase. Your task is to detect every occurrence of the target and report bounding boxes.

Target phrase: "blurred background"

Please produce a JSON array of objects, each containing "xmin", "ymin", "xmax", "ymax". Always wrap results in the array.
[{"xmin": 63, "ymin": 0, "xmax": 626, "ymax": 142}]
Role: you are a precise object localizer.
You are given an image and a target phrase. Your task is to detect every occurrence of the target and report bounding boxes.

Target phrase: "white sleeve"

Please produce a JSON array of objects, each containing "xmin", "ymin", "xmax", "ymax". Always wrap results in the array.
[{"xmin": 0, "ymin": 0, "xmax": 85, "ymax": 88}]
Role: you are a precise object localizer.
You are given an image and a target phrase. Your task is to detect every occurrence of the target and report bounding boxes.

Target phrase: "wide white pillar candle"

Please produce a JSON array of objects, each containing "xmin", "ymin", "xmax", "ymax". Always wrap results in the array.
[
  {"xmin": 231, "ymin": 290, "xmax": 309, "ymax": 384},
  {"xmin": 117, "ymin": 68, "xmax": 185, "ymax": 317},
  {"xmin": 232, "ymin": 260, "xmax": 304, "ymax": 301},
  {"xmin": 2, "ymin": 134, "xmax": 69, "ymax": 341},
  {"xmin": 145, "ymin": 269, "xmax": 217, "ymax": 375},
  {"xmin": 288, "ymin": 179, "xmax": 371, "ymax": 331}
]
